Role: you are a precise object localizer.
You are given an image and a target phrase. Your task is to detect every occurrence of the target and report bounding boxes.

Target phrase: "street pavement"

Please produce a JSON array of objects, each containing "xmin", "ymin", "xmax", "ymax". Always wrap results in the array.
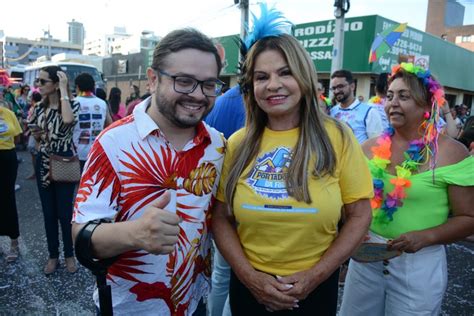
[{"xmin": 1, "ymin": 149, "xmax": 473, "ymax": 315}]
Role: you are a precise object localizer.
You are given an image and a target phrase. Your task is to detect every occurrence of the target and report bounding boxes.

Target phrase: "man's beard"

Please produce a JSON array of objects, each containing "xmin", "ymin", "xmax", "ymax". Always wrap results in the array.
[
  {"xmin": 335, "ymin": 91, "xmax": 350, "ymax": 104},
  {"xmin": 155, "ymin": 92, "xmax": 211, "ymax": 128}
]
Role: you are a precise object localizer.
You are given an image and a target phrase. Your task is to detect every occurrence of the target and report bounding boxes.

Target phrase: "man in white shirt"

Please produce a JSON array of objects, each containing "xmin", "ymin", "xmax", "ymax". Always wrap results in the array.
[
  {"xmin": 330, "ymin": 70, "xmax": 384, "ymax": 143},
  {"xmin": 72, "ymin": 73, "xmax": 111, "ymax": 170},
  {"xmin": 72, "ymin": 28, "xmax": 226, "ymax": 316}
]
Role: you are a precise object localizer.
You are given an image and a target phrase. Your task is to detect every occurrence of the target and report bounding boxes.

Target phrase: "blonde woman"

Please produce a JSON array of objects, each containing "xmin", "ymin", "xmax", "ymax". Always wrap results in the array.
[{"xmin": 212, "ymin": 5, "xmax": 373, "ymax": 315}]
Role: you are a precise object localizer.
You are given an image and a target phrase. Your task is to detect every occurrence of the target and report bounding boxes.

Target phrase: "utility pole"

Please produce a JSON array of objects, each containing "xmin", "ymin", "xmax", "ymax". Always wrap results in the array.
[
  {"xmin": 43, "ymin": 26, "xmax": 52, "ymax": 61},
  {"xmin": 234, "ymin": 0, "xmax": 249, "ymax": 75},
  {"xmin": 238, "ymin": 0, "xmax": 249, "ymax": 41},
  {"xmin": 48, "ymin": 26, "xmax": 52, "ymax": 61},
  {"xmin": 330, "ymin": 0, "xmax": 350, "ymax": 76}
]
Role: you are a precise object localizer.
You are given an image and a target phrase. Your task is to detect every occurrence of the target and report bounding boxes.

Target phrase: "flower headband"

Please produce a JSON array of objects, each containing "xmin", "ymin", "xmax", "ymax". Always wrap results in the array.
[
  {"xmin": 391, "ymin": 63, "xmax": 446, "ymax": 106},
  {"xmin": 390, "ymin": 62, "xmax": 446, "ymax": 169}
]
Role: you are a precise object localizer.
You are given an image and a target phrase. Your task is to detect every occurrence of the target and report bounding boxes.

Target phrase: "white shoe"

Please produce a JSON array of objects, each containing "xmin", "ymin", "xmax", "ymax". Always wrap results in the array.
[{"xmin": 15, "ymin": 184, "xmax": 20, "ymax": 191}]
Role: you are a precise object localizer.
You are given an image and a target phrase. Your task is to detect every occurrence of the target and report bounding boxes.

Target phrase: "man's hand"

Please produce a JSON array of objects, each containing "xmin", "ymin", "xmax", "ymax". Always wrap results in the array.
[{"xmin": 132, "ymin": 191, "xmax": 181, "ymax": 254}]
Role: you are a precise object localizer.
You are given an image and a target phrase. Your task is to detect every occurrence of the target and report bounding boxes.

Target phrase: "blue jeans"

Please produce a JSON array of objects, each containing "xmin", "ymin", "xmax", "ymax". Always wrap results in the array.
[
  {"xmin": 208, "ymin": 242, "xmax": 232, "ymax": 316},
  {"xmin": 36, "ymin": 155, "xmax": 76, "ymax": 259}
]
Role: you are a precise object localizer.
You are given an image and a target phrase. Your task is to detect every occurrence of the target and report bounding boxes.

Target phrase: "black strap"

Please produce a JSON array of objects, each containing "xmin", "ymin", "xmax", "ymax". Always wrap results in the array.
[{"xmin": 75, "ymin": 220, "xmax": 117, "ymax": 316}]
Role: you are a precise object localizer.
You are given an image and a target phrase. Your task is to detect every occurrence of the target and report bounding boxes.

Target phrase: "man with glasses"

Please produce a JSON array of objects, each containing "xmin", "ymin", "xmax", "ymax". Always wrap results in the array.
[
  {"xmin": 330, "ymin": 69, "xmax": 384, "ymax": 143},
  {"xmin": 72, "ymin": 28, "xmax": 226, "ymax": 315}
]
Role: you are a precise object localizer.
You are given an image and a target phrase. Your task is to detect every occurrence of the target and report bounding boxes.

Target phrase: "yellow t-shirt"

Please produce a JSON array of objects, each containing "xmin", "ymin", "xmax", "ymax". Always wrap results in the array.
[
  {"xmin": 0, "ymin": 107, "xmax": 22, "ymax": 150},
  {"xmin": 217, "ymin": 121, "xmax": 373, "ymax": 276}
]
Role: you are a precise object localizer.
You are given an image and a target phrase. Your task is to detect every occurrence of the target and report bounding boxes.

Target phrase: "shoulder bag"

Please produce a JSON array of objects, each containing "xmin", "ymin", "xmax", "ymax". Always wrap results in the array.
[
  {"xmin": 49, "ymin": 153, "xmax": 81, "ymax": 183},
  {"xmin": 44, "ymin": 108, "xmax": 82, "ymax": 183}
]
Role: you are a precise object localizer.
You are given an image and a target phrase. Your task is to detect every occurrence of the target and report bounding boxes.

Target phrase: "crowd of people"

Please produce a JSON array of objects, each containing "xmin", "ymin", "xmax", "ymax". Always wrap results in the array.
[
  {"xmin": 1, "ymin": 3, "xmax": 473, "ymax": 316},
  {"xmin": 0, "ymin": 70, "xmax": 150, "ymax": 274}
]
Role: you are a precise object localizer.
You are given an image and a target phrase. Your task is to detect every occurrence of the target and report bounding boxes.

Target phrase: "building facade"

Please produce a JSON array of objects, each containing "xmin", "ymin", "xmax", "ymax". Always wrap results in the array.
[
  {"xmin": 1, "ymin": 36, "xmax": 82, "ymax": 68},
  {"xmin": 426, "ymin": 0, "xmax": 474, "ymax": 51},
  {"xmin": 213, "ymin": 15, "xmax": 474, "ymax": 109},
  {"xmin": 84, "ymin": 30, "xmax": 131, "ymax": 57},
  {"xmin": 99, "ymin": 14, "xmax": 474, "ymax": 111},
  {"xmin": 84, "ymin": 27, "xmax": 160, "ymax": 57},
  {"xmin": 68, "ymin": 19, "xmax": 85, "ymax": 48}
]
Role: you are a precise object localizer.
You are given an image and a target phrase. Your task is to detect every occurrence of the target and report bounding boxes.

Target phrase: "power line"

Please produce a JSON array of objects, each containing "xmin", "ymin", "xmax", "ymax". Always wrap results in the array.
[{"xmin": 173, "ymin": 3, "xmax": 239, "ymax": 30}]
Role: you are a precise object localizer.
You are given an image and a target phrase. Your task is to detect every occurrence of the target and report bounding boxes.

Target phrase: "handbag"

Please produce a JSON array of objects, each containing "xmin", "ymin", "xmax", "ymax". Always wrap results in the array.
[
  {"xmin": 49, "ymin": 154, "xmax": 81, "ymax": 183},
  {"xmin": 43, "ymin": 108, "xmax": 81, "ymax": 183}
]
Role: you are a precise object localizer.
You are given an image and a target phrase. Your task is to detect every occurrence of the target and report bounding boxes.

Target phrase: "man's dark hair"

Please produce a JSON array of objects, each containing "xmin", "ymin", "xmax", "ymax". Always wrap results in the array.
[
  {"xmin": 375, "ymin": 73, "xmax": 389, "ymax": 96},
  {"xmin": 31, "ymin": 91, "xmax": 42, "ymax": 103},
  {"xmin": 151, "ymin": 28, "xmax": 222, "ymax": 75},
  {"xmin": 95, "ymin": 88, "xmax": 107, "ymax": 101},
  {"xmin": 108, "ymin": 87, "xmax": 122, "ymax": 114},
  {"xmin": 458, "ymin": 116, "xmax": 474, "ymax": 149},
  {"xmin": 75, "ymin": 73, "xmax": 95, "ymax": 92},
  {"xmin": 331, "ymin": 69, "xmax": 354, "ymax": 84}
]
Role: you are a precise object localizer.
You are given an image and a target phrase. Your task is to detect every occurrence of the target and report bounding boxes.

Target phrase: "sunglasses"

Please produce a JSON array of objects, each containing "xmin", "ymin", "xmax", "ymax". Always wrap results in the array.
[{"xmin": 35, "ymin": 78, "xmax": 53, "ymax": 85}]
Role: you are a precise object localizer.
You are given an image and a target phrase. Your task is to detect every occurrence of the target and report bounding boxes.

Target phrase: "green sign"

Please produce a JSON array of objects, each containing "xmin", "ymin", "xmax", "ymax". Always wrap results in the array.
[
  {"xmin": 215, "ymin": 15, "xmax": 474, "ymax": 91},
  {"xmin": 294, "ymin": 15, "xmax": 376, "ymax": 73},
  {"xmin": 215, "ymin": 35, "xmax": 240, "ymax": 75},
  {"xmin": 369, "ymin": 16, "xmax": 474, "ymax": 91},
  {"xmin": 216, "ymin": 16, "xmax": 378, "ymax": 74},
  {"xmin": 369, "ymin": 17, "xmax": 425, "ymax": 74}
]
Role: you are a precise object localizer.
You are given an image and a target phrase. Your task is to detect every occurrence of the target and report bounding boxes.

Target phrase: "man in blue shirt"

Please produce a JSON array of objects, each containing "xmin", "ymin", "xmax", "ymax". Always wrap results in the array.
[
  {"xmin": 205, "ymin": 85, "xmax": 245, "ymax": 139},
  {"xmin": 330, "ymin": 69, "xmax": 384, "ymax": 143},
  {"xmin": 205, "ymin": 85, "xmax": 245, "ymax": 316}
]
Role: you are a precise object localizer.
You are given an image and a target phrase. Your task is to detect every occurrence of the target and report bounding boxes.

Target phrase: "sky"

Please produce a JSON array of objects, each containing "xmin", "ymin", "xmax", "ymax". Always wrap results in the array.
[{"xmin": 1, "ymin": 0, "xmax": 473, "ymax": 41}]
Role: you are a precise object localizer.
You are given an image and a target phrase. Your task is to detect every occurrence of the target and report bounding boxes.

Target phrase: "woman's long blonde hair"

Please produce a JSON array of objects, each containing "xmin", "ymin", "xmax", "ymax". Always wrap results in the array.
[{"xmin": 225, "ymin": 34, "xmax": 348, "ymax": 205}]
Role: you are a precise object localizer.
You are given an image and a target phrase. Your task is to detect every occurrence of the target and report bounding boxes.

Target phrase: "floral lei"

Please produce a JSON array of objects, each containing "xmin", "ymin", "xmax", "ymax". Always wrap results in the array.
[
  {"xmin": 78, "ymin": 91, "xmax": 94, "ymax": 97},
  {"xmin": 368, "ymin": 95, "xmax": 383, "ymax": 105},
  {"xmin": 370, "ymin": 127, "xmax": 425, "ymax": 221},
  {"xmin": 370, "ymin": 63, "xmax": 446, "ymax": 221},
  {"xmin": 319, "ymin": 94, "xmax": 332, "ymax": 107}
]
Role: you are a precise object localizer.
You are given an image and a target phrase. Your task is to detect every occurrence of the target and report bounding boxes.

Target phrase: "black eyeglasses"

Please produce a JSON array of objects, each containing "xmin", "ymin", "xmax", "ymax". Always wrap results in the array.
[
  {"xmin": 157, "ymin": 69, "xmax": 224, "ymax": 97},
  {"xmin": 35, "ymin": 78, "xmax": 53, "ymax": 85},
  {"xmin": 330, "ymin": 83, "xmax": 349, "ymax": 92}
]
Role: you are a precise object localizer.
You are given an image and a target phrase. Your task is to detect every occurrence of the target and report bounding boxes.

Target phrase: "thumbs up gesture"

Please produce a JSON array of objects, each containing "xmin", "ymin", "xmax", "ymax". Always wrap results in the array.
[{"xmin": 133, "ymin": 191, "xmax": 181, "ymax": 254}]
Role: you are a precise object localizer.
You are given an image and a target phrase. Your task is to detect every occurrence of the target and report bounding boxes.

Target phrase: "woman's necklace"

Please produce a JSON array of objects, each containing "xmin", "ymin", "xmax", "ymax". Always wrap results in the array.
[{"xmin": 370, "ymin": 127, "xmax": 425, "ymax": 221}]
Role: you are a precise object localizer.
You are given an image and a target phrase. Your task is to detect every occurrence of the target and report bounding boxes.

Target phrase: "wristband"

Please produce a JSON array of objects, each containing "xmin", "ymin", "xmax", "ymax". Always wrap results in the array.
[
  {"xmin": 75, "ymin": 219, "xmax": 118, "ymax": 275},
  {"xmin": 61, "ymin": 96, "xmax": 70, "ymax": 101}
]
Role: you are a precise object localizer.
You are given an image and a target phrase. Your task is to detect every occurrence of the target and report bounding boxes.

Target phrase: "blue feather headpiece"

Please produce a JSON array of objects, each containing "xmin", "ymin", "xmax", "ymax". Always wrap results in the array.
[
  {"xmin": 243, "ymin": 3, "xmax": 293, "ymax": 51},
  {"xmin": 239, "ymin": 3, "xmax": 293, "ymax": 61}
]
